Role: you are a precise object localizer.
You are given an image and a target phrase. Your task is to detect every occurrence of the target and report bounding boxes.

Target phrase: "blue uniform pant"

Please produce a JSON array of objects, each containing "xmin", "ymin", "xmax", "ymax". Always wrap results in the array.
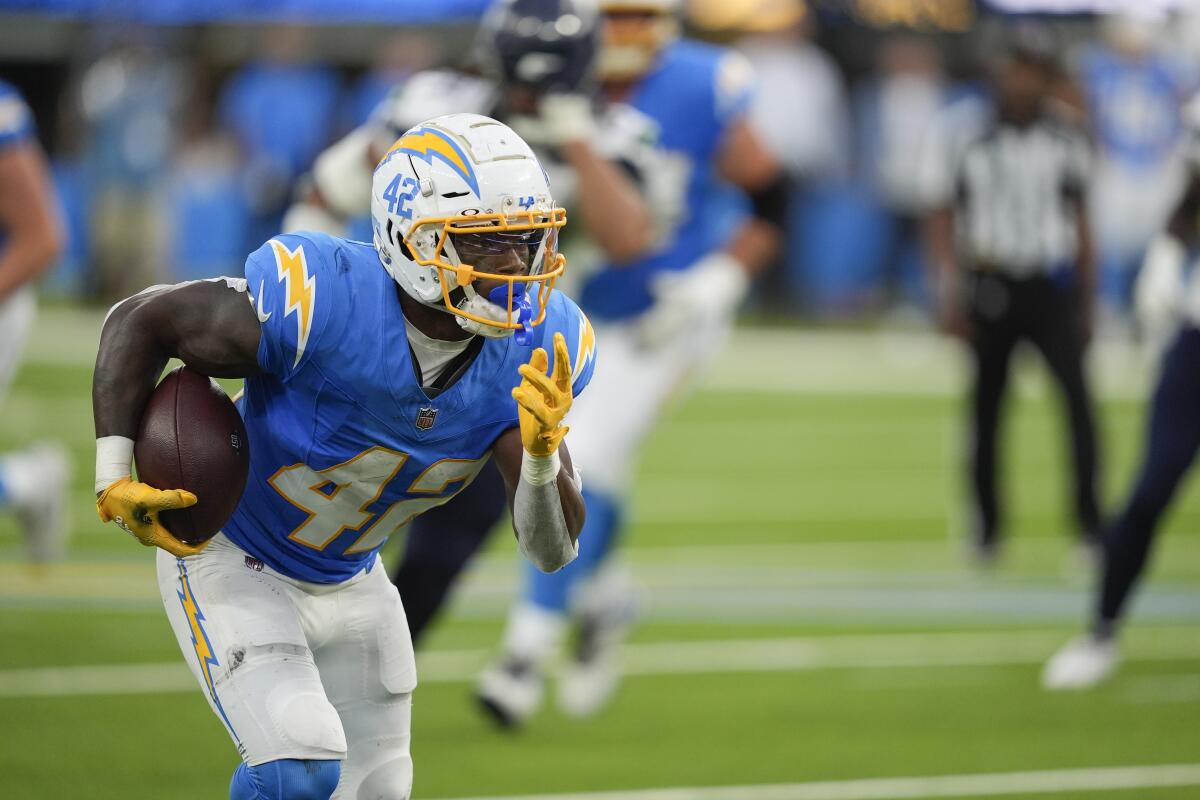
[
  {"xmin": 1098, "ymin": 325, "xmax": 1200, "ymax": 632},
  {"xmin": 393, "ymin": 459, "xmax": 507, "ymax": 645}
]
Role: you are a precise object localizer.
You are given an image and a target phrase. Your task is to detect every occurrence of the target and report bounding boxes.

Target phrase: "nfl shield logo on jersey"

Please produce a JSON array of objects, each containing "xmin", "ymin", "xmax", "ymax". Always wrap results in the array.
[{"xmin": 415, "ymin": 406, "xmax": 438, "ymax": 431}]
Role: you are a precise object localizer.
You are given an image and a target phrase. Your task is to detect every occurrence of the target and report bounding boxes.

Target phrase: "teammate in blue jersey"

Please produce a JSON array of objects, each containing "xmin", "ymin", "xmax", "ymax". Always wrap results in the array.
[
  {"xmin": 279, "ymin": 0, "xmax": 785, "ymax": 729},
  {"xmin": 282, "ymin": 0, "xmax": 658, "ymax": 648},
  {"xmin": 470, "ymin": 0, "xmax": 788, "ymax": 725},
  {"xmin": 93, "ymin": 113, "xmax": 595, "ymax": 800},
  {"xmin": 0, "ymin": 79, "xmax": 69, "ymax": 562}
]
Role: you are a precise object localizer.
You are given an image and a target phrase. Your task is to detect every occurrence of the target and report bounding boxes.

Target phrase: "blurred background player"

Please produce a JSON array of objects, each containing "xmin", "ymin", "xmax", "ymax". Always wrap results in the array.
[
  {"xmin": 922, "ymin": 25, "xmax": 1101, "ymax": 566},
  {"xmin": 1077, "ymin": 12, "xmax": 1193, "ymax": 319},
  {"xmin": 1043, "ymin": 91, "xmax": 1200, "ymax": 690},
  {"xmin": 475, "ymin": 0, "xmax": 788, "ymax": 726},
  {"xmin": 282, "ymin": 0, "xmax": 656, "ymax": 649},
  {"xmin": 0, "ymin": 79, "xmax": 69, "ymax": 563}
]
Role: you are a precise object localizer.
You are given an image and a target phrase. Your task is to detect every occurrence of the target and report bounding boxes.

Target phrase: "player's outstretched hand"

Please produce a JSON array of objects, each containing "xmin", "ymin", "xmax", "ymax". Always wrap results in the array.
[
  {"xmin": 96, "ymin": 477, "xmax": 207, "ymax": 558},
  {"xmin": 513, "ymin": 332, "xmax": 573, "ymax": 458}
]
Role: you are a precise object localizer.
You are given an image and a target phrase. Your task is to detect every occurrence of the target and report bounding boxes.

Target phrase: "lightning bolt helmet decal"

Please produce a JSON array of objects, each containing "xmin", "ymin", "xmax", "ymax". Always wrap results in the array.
[{"xmin": 384, "ymin": 127, "xmax": 480, "ymax": 197}]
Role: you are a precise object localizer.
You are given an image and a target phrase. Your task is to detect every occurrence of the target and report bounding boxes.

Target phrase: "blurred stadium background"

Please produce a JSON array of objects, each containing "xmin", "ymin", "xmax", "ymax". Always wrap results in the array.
[{"xmin": 2, "ymin": 0, "xmax": 1199, "ymax": 798}]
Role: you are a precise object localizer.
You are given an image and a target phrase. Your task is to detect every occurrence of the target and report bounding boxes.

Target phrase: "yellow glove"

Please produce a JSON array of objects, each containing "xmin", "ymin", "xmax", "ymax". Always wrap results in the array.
[
  {"xmin": 513, "ymin": 332, "xmax": 573, "ymax": 457},
  {"xmin": 96, "ymin": 477, "xmax": 207, "ymax": 558}
]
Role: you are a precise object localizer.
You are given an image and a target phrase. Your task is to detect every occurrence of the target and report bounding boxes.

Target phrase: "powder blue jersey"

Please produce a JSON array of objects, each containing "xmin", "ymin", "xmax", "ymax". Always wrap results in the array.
[
  {"xmin": 223, "ymin": 232, "xmax": 596, "ymax": 583},
  {"xmin": 579, "ymin": 40, "xmax": 753, "ymax": 321}
]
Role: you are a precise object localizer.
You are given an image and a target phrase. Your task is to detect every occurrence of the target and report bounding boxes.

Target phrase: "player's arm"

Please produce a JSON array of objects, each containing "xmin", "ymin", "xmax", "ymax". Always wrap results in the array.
[
  {"xmin": 919, "ymin": 108, "xmax": 970, "ymax": 340},
  {"xmin": 924, "ymin": 203, "xmax": 969, "ymax": 339},
  {"xmin": 0, "ymin": 137, "xmax": 63, "ymax": 302},
  {"xmin": 535, "ymin": 97, "xmax": 653, "ymax": 263},
  {"xmin": 1067, "ymin": 183, "xmax": 1097, "ymax": 345},
  {"xmin": 637, "ymin": 116, "xmax": 785, "ymax": 345},
  {"xmin": 716, "ymin": 117, "xmax": 789, "ymax": 279},
  {"xmin": 557, "ymin": 135, "xmax": 653, "ymax": 263},
  {"xmin": 1058, "ymin": 127, "xmax": 1097, "ymax": 345},
  {"xmin": 92, "ymin": 280, "xmax": 262, "ymax": 556},
  {"xmin": 491, "ymin": 333, "xmax": 585, "ymax": 573}
]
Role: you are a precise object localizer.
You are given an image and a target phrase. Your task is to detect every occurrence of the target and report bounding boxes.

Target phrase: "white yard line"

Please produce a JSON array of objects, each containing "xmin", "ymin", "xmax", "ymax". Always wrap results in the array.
[
  {"xmin": 3, "ymin": 630, "xmax": 1199, "ymax": 699},
  {"xmin": 425, "ymin": 764, "xmax": 1200, "ymax": 800}
]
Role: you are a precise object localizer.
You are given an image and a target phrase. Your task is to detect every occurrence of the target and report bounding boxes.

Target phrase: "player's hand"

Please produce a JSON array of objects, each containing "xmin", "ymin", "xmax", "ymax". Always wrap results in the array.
[
  {"xmin": 1135, "ymin": 235, "xmax": 1183, "ymax": 337},
  {"xmin": 513, "ymin": 332, "xmax": 573, "ymax": 457},
  {"xmin": 537, "ymin": 93, "xmax": 597, "ymax": 146},
  {"xmin": 96, "ymin": 477, "xmax": 207, "ymax": 558}
]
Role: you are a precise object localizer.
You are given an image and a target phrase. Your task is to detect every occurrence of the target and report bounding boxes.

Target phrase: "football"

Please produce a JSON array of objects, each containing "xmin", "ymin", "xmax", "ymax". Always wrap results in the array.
[{"xmin": 134, "ymin": 366, "xmax": 250, "ymax": 545}]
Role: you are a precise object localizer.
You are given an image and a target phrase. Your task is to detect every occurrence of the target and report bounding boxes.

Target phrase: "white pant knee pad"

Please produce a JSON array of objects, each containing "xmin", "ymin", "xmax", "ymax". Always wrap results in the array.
[{"xmin": 352, "ymin": 752, "xmax": 413, "ymax": 800}]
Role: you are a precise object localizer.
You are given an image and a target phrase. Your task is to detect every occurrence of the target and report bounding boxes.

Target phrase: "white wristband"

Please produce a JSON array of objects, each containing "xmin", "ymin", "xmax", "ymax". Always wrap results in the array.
[
  {"xmin": 520, "ymin": 450, "xmax": 561, "ymax": 487},
  {"xmin": 95, "ymin": 435, "xmax": 134, "ymax": 494}
]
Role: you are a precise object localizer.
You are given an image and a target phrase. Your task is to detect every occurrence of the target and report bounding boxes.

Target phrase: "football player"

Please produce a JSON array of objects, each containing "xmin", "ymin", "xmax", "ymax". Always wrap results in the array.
[
  {"xmin": 0, "ymin": 79, "xmax": 69, "ymax": 562},
  {"xmin": 283, "ymin": 0, "xmax": 653, "ymax": 265},
  {"xmin": 1043, "ymin": 94, "xmax": 1200, "ymax": 690},
  {"xmin": 93, "ymin": 114, "xmax": 595, "ymax": 800},
  {"xmin": 283, "ymin": 0, "xmax": 657, "ymax": 647},
  {"xmin": 472, "ymin": 0, "xmax": 788, "ymax": 725}
]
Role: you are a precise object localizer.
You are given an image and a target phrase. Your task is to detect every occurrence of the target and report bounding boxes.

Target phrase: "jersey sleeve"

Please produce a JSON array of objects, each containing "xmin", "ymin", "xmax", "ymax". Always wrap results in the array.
[
  {"xmin": 0, "ymin": 82, "xmax": 35, "ymax": 150},
  {"xmin": 244, "ymin": 233, "xmax": 348, "ymax": 381},
  {"xmin": 542, "ymin": 293, "xmax": 596, "ymax": 398}
]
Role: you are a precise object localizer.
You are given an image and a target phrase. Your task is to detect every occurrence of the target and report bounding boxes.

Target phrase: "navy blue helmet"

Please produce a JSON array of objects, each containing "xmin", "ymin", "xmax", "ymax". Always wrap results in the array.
[{"xmin": 480, "ymin": 0, "xmax": 601, "ymax": 96}]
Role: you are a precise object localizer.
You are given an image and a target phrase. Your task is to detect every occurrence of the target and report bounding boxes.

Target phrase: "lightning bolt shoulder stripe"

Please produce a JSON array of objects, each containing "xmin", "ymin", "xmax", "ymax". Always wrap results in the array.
[
  {"xmin": 574, "ymin": 314, "xmax": 596, "ymax": 378},
  {"xmin": 269, "ymin": 240, "xmax": 317, "ymax": 369}
]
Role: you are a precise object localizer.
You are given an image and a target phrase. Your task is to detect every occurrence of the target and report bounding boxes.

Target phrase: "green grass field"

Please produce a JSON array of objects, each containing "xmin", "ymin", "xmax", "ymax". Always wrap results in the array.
[{"xmin": 1, "ymin": 309, "xmax": 1197, "ymax": 799}]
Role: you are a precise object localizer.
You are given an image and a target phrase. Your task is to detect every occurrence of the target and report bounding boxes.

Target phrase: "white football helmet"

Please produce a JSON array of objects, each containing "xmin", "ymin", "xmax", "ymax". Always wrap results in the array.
[
  {"xmin": 371, "ymin": 113, "xmax": 566, "ymax": 340},
  {"xmin": 597, "ymin": 0, "xmax": 680, "ymax": 81}
]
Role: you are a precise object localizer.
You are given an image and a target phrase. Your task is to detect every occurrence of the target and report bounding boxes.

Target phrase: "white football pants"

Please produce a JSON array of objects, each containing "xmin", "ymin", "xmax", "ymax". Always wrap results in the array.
[
  {"xmin": 565, "ymin": 316, "xmax": 729, "ymax": 497},
  {"xmin": 158, "ymin": 534, "xmax": 416, "ymax": 799}
]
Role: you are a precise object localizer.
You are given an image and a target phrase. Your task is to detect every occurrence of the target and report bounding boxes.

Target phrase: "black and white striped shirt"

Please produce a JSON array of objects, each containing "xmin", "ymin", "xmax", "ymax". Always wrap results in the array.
[{"xmin": 922, "ymin": 100, "xmax": 1091, "ymax": 278}]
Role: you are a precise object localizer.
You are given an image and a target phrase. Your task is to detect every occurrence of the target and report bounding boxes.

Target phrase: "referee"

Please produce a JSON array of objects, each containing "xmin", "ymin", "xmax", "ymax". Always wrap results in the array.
[{"xmin": 923, "ymin": 28, "xmax": 1101, "ymax": 563}]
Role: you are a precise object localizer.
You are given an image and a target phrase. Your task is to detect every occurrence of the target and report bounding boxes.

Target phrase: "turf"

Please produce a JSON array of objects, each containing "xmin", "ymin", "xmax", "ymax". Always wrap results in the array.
[{"xmin": 0, "ymin": 311, "xmax": 1196, "ymax": 799}]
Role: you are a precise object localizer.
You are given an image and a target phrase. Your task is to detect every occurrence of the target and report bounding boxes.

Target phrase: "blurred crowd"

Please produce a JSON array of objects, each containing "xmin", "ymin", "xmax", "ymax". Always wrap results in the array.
[{"xmin": 7, "ymin": 3, "xmax": 1200, "ymax": 323}]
